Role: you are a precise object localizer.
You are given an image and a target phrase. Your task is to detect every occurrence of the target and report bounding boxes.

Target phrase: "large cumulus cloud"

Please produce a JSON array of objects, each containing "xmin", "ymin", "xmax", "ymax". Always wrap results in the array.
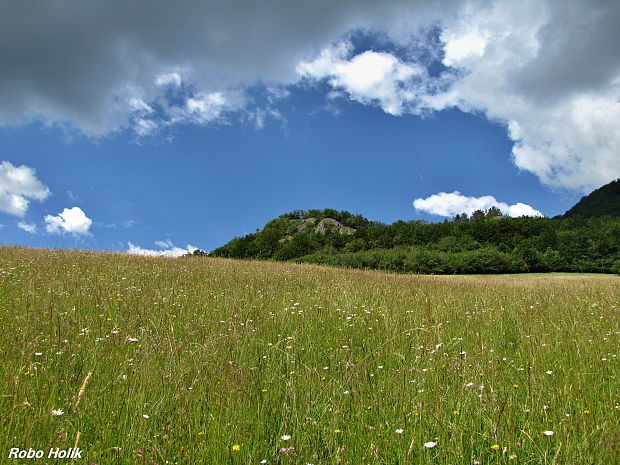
[
  {"xmin": 1, "ymin": 0, "xmax": 618, "ymax": 192},
  {"xmin": 0, "ymin": 0, "xmax": 446, "ymax": 135}
]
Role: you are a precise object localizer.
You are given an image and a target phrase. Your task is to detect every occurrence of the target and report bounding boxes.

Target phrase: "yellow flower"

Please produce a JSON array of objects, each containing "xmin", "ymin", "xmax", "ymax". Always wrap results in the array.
[
  {"xmin": 334, "ymin": 429, "xmax": 342, "ymax": 433},
  {"xmin": 231, "ymin": 444, "xmax": 241, "ymax": 452},
  {"xmin": 583, "ymin": 410, "xmax": 591, "ymax": 415},
  {"xmin": 490, "ymin": 444, "xmax": 500, "ymax": 450},
  {"xmin": 513, "ymin": 384, "xmax": 519, "ymax": 388},
  {"xmin": 261, "ymin": 389, "xmax": 268, "ymax": 392},
  {"xmin": 453, "ymin": 410, "xmax": 460, "ymax": 415}
]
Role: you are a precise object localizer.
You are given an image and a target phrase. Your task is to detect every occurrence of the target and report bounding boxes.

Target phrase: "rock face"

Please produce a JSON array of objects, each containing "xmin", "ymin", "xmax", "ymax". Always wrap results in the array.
[
  {"xmin": 314, "ymin": 218, "xmax": 356, "ymax": 235},
  {"xmin": 296, "ymin": 218, "xmax": 317, "ymax": 232}
]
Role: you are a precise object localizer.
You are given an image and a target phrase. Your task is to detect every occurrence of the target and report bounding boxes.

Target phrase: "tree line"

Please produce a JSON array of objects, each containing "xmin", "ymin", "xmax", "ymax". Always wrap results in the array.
[{"xmin": 204, "ymin": 208, "xmax": 620, "ymax": 275}]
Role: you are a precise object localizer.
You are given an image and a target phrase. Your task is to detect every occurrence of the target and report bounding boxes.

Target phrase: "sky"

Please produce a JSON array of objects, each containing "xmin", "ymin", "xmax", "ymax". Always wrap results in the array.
[{"xmin": 1, "ymin": 0, "xmax": 619, "ymax": 256}]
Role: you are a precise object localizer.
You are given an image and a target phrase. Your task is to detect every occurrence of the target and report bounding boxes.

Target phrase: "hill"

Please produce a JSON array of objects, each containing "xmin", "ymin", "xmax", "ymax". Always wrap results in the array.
[
  {"xmin": 210, "ymin": 207, "xmax": 620, "ymax": 275},
  {"xmin": 564, "ymin": 178, "xmax": 620, "ymax": 217}
]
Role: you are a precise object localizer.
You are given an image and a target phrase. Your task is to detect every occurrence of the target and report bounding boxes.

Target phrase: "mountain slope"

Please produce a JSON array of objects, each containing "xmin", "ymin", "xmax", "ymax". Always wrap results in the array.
[{"xmin": 564, "ymin": 179, "xmax": 620, "ymax": 218}]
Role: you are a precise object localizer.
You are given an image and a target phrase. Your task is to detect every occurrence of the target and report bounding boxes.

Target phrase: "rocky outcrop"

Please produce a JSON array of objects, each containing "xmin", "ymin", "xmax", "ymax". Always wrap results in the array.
[
  {"xmin": 296, "ymin": 218, "xmax": 317, "ymax": 232},
  {"xmin": 314, "ymin": 218, "xmax": 356, "ymax": 235}
]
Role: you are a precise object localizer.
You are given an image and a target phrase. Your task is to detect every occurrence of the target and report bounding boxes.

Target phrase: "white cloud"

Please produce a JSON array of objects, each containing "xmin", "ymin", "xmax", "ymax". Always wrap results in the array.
[
  {"xmin": 297, "ymin": 44, "xmax": 425, "ymax": 115},
  {"xmin": 133, "ymin": 118, "xmax": 159, "ymax": 137},
  {"xmin": 154, "ymin": 239, "xmax": 173, "ymax": 248},
  {"xmin": 0, "ymin": 1, "xmax": 439, "ymax": 136},
  {"xmin": 127, "ymin": 241, "xmax": 197, "ymax": 258},
  {"xmin": 506, "ymin": 202, "xmax": 543, "ymax": 218},
  {"xmin": 296, "ymin": 0, "xmax": 620, "ymax": 192},
  {"xmin": 413, "ymin": 191, "xmax": 543, "ymax": 218},
  {"xmin": 442, "ymin": 30, "xmax": 487, "ymax": 66},
  {"xmin": 128, "ymin": 98, "xmax": 154, "ymax": 115},
  {"xmin": 155, "ymin": 72, "xmax": 182, "ymax": 88},
  {"xmin": 0, "ymin": 1, "xmax": 618, "ymax": 192},
  {"xmin": 44, "ymin": 207, "xmax": 92, "ymax": 235},
  {"xmin": 17, "ymin": 221, "xmax": 36, "ymax": 233},
  {"xmin": 0, "ymin": 161, "xmax": 50, "ymax": 217},
  {"xmin": 426, "ymin": 0, "xmax": 620, "ymax": 192}
]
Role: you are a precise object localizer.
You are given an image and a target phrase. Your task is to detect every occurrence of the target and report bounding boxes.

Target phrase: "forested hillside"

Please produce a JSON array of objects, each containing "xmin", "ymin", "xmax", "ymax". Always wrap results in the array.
[
  {"xmin": 209, "ymin": 209, "xmax": 620, "ymax": 274},
  {"xmin": 564, "ymin": 179, "xmax": 620, "ymax": 218},
  {"xmin": 207, "ymin": 180, "xmax": 620, "ymax": 274}
]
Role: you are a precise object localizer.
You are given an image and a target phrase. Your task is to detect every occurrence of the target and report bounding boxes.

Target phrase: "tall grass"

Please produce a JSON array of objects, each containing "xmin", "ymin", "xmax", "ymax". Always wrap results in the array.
[{"xmin": 0, "ymin": 246, "xmax": 618, "ymax": 464}]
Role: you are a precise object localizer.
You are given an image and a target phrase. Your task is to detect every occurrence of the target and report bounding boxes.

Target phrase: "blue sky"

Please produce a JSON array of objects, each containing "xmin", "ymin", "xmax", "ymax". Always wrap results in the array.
[{"xmin": 1, "ymin": 1, "xmax": 618, "ymax": 255}]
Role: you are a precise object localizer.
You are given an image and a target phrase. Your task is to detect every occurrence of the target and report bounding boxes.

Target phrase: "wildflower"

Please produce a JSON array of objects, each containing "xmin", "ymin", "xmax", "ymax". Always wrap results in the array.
[
  {"xmin": 453, "ymin": 410, "xmax": 460, "ymax": 415},
  {"xmin": 490, "ymin": 444, "xmax": 500, "ymax": 450},
  {"xmin": 395, "ymin": 429, "xmax": 404, "ymax": 434},
  {"xmin": 512, "ymin": 384, "xmax": 519, "ymax": 388},
  {"xmin": 231, "ymin": 444, "xmax": 241, "ymax": 452},
  {"xmin": 423, "ymin": 442, "xmax": 437, "ymax": 448},
  {"xmin": 334, "ymin": 429, "xmax": 342, "ymax": 433},
  {"xmin": 260, "ymin": 461, "xmax": 267, "ymax": 464},
  {"xmin": 35, "ymin": 352, "xmax": 43, "ymax": 356},
  {"xmin": 546, "ymin": 370, "xmax": 553, "ymax": 375},
  {"xmin": 142, "ymin": 414, "xmax": 149, "ymax": 419},
  {"xmin": 543, "ymin": 405, "xmax": 550, "ymax": 411},
  {"xmin": 279, "ymin": 447, "xmax": 295, "ymax": 454},
  {"xmin": 543, "ymin": 430, "xmax": 554, "ymax": 436},
  {"xmin": 127, "ymin": 337, "xmax": 138, "ymax": 342},
  {"xmin": 583, "ymin": 410, "xmax": 591, "ymax": 415},
  {"xmin": 280, "ymin": 435, "xmax": 291, "ymax": 441},
  {"xmin": 51, "ymin": 409, "xmax": 64, "ymax": 416}
]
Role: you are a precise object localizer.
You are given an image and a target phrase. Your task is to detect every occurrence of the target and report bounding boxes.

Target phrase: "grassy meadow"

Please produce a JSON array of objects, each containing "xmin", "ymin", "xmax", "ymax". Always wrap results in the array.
[{"xmin": 0, "ymin": 246, "xmax": 618, "ymax": 464}]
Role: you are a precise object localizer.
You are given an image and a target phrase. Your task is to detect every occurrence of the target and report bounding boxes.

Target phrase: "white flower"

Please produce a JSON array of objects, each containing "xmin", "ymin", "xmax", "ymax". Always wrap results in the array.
[
  {"xmin": 395, "ymin": 429, "xmax": 404, "ymax": 434},
  {"xmin": 127, "ymin": 337, "xmax": 139, "ymax": 342},
  {"xmin": 343, "ymin": 390, "xmax": 350, "ymax": 395},
  {"xmin": 546, "ymin": 370, "xmax": 553, "ymax": 375},
  {"xmin": 280, "ymin": 435, "xmax": 291, "ymax": 441},
  {"xmin": 142, "ymin": 414, "xmax": 149, "ymax": 419},
  {"xmin": 51, "ymin": 409, "xmax": 64, "ymax": 416},
  {"xmin": 423, "ymin": 441, "xmax": 437, "ymax": 448},
  {"xmin": 543, "ymin": 430, "xmax": 554, "ymax": 436},
  {"xmin": 35, "ymin": 352, "xmax": 43, "ymax": 356},
  {"xmin": 260, "ymin": 461, "xmax": 267, "ymax": 464},
  {"xmin": 465, "ymin": 382, "xmax": 474, "ymax": 387}
]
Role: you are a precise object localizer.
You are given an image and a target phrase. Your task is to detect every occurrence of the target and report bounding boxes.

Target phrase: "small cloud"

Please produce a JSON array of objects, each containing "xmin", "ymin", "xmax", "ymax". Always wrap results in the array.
[
  {"xmin": 413, "ymin": 191, "xmax": 543, "ymax": 218},
  {"xmin": 44, "ymin": 207, "xmax": 93, "ymax": 236},
  {"xmin": 17, "ymin": 221, "xmax": 37, "ymax": 233},
  {"xmin": 128, "ymin": 97, "xmax": 154, "ymax": 115},
  {"xmin": 133, "ymin": 118, "xmax": 159, "ymax": 137},
  {"xmin": 154, "ymin": 239, "xmax": 173, "ymax": 248},
  {"xmin": 127, "ymin": 241, "xmax": 197, "ymax": 258},
  {"xmin": 297, "ymin": 42, "xmax": 425, "ymax": 116},
  {"xmin": 0, "ymin": 161, "xmax": 51, "ymax": 217},
  {"xmin": 155, "ymin": 72, "xmax": 183, "ymax": 88}
]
